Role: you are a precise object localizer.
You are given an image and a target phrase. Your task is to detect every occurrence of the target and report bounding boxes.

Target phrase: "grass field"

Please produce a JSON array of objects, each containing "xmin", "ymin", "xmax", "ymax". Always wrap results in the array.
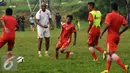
[{"xmin": 0, "ymin": 24, "xmax": 130, "ymax": 73}]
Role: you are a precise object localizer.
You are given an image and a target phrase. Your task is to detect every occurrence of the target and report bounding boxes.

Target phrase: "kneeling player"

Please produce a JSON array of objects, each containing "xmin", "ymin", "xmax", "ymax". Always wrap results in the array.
[{"xmin": 55, "ymin": 15, "xmax": 77, "ymax": 59}]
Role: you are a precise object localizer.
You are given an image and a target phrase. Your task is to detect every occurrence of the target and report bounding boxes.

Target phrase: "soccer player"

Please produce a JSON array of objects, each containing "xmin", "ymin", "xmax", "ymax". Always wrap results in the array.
[
  {"xmin": 36, "ymin": 3, "xmax": 52, "ymax": 57},
  {"xmin": 87, "ymin": 2, "xmax": 106, "ymax": 61},
  {"xmin": 55, "ymin": 15, "xmax": 76, "ymax": 59},
  {"xmin": 100, "ymin": 3, "xmax": 129, "ymax": 73},
  {"xmin": 0, "ymin": 8, "xmax": 18, "ymax": 59}
]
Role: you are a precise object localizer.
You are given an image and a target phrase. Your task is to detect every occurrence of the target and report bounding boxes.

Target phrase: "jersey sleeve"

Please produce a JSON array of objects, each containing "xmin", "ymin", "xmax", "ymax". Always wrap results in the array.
[
  {"xmin": 104, "ymin": 14, "xmax": 111, "ymax": 25},
  {"xmin": 72, "ymin": 26, "xmax": 76, "ymax": 33},
  {"xmin": 88, "ymin": 13, "xmax": 93, "ymax": 21},
  {"xmin": 121, "ymin": 16, "xmax": 128, "ymax": 25},
  {"xmin": 36, "ymin": 11, "xmax": 40, "ymax": 20},
  {"xmin": 48, "ymin": 10, "xmax": 52, "ymax": 19}
]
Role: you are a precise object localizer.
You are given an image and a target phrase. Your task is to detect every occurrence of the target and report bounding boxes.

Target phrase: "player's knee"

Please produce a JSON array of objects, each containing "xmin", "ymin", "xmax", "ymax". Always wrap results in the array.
[
  {"xmin": 107, "ymin": 55, "xmax": 112, "ymax": 61},
  {"xmin": 111, "ymin": 53, "xmax": 120, "ymax": 61},
  {"xmin": 89, "ymin": 47, "xmax": 94, "ymax": 52}
]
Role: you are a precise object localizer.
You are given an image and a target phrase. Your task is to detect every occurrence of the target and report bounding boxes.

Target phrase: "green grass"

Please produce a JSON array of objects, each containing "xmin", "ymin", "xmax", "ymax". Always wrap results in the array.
[{"xmin": 0, "ymin": 23, "xmax": 130, "ymax": 73}]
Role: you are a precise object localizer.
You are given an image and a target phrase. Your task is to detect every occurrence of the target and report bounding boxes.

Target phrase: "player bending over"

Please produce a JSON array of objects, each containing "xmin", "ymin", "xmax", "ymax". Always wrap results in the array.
[{"xmin": 55, "ymin": 15, "xmax": 77, "ymax": 59}]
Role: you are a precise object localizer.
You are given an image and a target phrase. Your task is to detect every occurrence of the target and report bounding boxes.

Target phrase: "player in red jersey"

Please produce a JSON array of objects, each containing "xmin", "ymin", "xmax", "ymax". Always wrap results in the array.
[
  {"xmin": 87, "ymin": 2, "xmax": 106, "ymax": 61},
  {"xmin": 0, "ymin": 8, "xmax": 19, "ymax": 59},
  {"xmin": 100, "ymin": 3, "xmax": 129, "ymax": 73},
  {"xmin": 55, "ymin": 15, "xmax": 77, "ymax": 59}
]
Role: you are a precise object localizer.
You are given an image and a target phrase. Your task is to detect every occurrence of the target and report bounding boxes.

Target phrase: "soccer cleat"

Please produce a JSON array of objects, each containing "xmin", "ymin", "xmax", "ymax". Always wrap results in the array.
[
  {"xmin": 45, "ymin": 51, "xmax": 49, "ymax": 56},
  {"xmin": 103, "ymin": 51, "xmax": 107, "ymax": 60},
  {"xmin": 38, "ymin": 54, "xmax": 42, "ymax": 57},
  {"xmin": 93, "ymin": 58, "xmax": 98, "ymax": 62},
  {"xmin": 101, "ymin": 70, "xmax": 108, "ymax": 73},
  {"xmin": 124, "ymin": 65, "xmax": 129, "ymax": 73}
]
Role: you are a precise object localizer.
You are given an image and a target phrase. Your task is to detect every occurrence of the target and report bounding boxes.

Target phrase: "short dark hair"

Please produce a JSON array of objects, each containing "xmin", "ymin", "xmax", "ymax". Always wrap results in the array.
[
  {"xmin": 111, "ymin": 3, "xmax": 118, "ymax": 11},
  {"xmin": 6, "ymin": 8, "xmax": 13, "ymax": 15},
  {"xmin": 88, "ymin": 2, "xmax": 95, "ymax": 8},
  {"xmin": 66, "ymin": 15, "xmax": 73, "ymax": 20}
]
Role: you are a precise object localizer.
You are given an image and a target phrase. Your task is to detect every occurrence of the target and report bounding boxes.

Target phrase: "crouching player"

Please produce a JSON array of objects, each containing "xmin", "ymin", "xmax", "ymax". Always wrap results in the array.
[
  {"xmin": 55, "ymin": 15, "xmax": 77, "ymax": 59},
  {"xmin": 0, "ymin": 8, "xmax": 19, "ymax": 59}
]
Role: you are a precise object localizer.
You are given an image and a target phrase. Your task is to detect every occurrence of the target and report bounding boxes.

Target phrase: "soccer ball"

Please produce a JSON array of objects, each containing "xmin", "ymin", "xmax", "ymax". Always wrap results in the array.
[{"xmin": 17, "ymin": 56, "xmax": 24, "ymax": 63}]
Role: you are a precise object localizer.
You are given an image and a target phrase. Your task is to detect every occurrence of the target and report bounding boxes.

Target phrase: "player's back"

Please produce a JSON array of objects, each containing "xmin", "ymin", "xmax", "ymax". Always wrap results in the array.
[
  {"xmin": 1, "ymin": 16, "xmax": 17, "ymax": 35},
  {"xmin": 106, "ymin": 12, "xmax": 125, "ymax": 36}
]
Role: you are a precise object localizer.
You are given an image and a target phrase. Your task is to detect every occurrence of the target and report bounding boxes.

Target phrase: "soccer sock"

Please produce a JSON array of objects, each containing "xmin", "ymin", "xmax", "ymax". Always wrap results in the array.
[
  {"xmin": 7, "ymin": 51, "xmax": 12, "ymax": 59},
  {"xmin": 38, "ymin": 51, "xmax": 41, "ymax": 55},
  {"xmin": 64, "ymin": 50, "xmax": 70, "ymax": 59},
  {"xmin": 89, "ymin": 47, "xmax": 97, "ymax": 60},
  {"xmin": 96, "ymin": 46, "xmax": 104, "ymax": 54},
  {"xmin": 111, "ymin": 53, "xmax": 125, "ymax": 69},
  {"xmin": 106, "ymin": 55, "xmax": 112, "ymax": 70},
  {"xmin": 45, "ymin": 51, "xmax": 48, "ymax": 54}
]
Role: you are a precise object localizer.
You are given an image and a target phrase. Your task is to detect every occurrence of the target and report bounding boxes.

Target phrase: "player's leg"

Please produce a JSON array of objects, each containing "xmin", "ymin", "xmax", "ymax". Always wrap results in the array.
[
  {"xmin": 44, "ymin": 28, "xmax": 50, "ymax": 56},
  {"xmin": 0, "ymin": 39, "xmax": 6, "ymax": 49},
  {"xmin": 56, "ymin": 40, "xmax": 63, "ymax": 59},
  {"xmin": 7, "ymin": 40, "xmax": 14, "ymax": 59},
  {"xmin": 37, "ymin": 26, "xmax": 44, "ymax": 57},
  {"xmin": 32, "ymin": 24, "xmax": 35, "ymax": 32},
  {"xmin": 101, "ymin": 54, "xmax": 112, "ymax": 73},
  {"xmin": 94, "ymin": 30, "xmax": 107, "ymax": 59},
  {"xmin": 60, "ymin": 41, "xmax": 72, "ymax": 59},
  {"xmin": 88, "ymin": 30, "xmax": 99, "ymax": 61},
  {"xmin": 38, "ymin": 38, "xmax": 43, "ymax": 57},
  {"xmin": 44, "ymin": 37, "xmax": 50, "ymax": 56}
]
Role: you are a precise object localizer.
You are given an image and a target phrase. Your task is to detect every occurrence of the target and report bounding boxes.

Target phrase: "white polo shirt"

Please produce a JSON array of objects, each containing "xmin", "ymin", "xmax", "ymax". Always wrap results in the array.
[{"xmin": 36, "ymin": 9, "xmax": 51, "ymax": 26}]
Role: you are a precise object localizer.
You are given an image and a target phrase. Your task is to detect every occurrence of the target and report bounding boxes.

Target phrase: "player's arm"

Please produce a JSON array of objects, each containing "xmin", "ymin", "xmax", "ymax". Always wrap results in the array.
[
  {"xmin": 88, "ymin": 13, "xmax": 93, "ymax": 33},
  {"xmin": 100, "ymin": 14, "xmax": 111, "ymax": 39},
  {"xmin": 73, "ymin": 32, "xmax": 77, "ymax": 45},
  {"xmin": 119, "ymin": 17, "xmax": 129, "ymax": 35},
  {"xmin": 58, "ymin": 25, "xmax": 63, "ymax": 39},
  {"xmin": 100, "ymin": 24, "xmax": 110, "ymax": 39},
  {"xmin": 119, "ymin": 24, "xmax": 129, "ymax": 35},
  {"xmin": 0, "ymin": 18, "xmax": 10, "ymax": 33},
  {"xmin": 49, "ymin": 18, "xmax": 52, "ymax": 29},
  {"xmin": 36, "ymin": 19, "xmax": 45, "ymax": 28}
]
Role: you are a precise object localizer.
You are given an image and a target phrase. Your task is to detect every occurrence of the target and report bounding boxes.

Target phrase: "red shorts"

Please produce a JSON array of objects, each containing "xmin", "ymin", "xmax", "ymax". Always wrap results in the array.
[
  {"xmin": 0, "ymin": 34, "xmax": 15, "ymax": 51},
  {"xmin": 106, "ymin": 35, "xmax": 120, "ymax": 53},
  {"xmin": 87, "ymin": 26, "xmax": 100, "ymax": 46},
  {"xmin": 56, "ymin": 39, "xmax": 71, "ymax": 49}
]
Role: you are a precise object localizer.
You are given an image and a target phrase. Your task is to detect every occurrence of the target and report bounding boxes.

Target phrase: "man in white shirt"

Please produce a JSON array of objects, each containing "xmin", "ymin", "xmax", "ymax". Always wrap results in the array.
[{"xmin": 36, "ymin": 3, "xmax": 52, "ymax": 57}]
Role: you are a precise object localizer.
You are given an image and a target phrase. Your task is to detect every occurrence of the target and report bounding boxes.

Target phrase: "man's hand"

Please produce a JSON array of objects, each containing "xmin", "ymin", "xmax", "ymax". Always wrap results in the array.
[
  {"xmin": 58, "ymin": 35, "xmax": 60, "ymax": 39},
  {"xmin": 4, "ymin": 27, "xmax": 10, "ymax": 34},
  {"xmin": 43, "ymin": 25, "xmax": 48, "ymax": 28}
]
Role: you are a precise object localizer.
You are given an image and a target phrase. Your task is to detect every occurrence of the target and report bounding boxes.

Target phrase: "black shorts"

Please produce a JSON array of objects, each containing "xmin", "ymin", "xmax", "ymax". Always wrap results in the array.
[{"xmin": 30, "ymin": 23, "xmax": 34, "ymax": 25}]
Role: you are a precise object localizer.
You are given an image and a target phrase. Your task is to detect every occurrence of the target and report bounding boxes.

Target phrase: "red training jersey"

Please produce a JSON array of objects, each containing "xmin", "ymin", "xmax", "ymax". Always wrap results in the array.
[
  {"xmin": 60, "ymin": 23, "xmax": 76, "ymax": 42},
  {"xmin": 104, "ymin": 11, "xmax": 128, "ymax": 40},
  {"xmin": 1, "ymin": 16, "xmax": 17, "ymax": 38}
]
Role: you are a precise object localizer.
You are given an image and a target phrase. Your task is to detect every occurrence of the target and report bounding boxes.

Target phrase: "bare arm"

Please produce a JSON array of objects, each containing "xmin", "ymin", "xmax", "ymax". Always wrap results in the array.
[
  {"xmin": 100, "ymin": 24, "xmax": 110, "ymax": 39},
  {"xmin": 49, "ymin": 18, "xmax": 52, "ymax": 29},
  {"xmin": 36, "ymin": 19, "xmax": 44, "ymax": 28},
  {"xmin": 88, "ymin": 21, "xmax": 93, "ymax": 33},
  {"xmin": 119, "ymin": 24, "xmax": 129, "ymax": 35}
]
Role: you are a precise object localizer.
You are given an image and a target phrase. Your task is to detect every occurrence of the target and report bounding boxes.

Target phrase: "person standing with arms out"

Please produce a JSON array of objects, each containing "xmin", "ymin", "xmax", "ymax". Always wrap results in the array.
[
  {"xmin": 36, "ymin": 3, "xmax": 52, "ymax": 57},
  {"xmin": 55, "ymin": 15, "xmax": 76, "ymax": 60},
  {"xmin": 29, "ymin": 15, "xmax": 35, "ymax": 32},
  {"xmin": 87, "ymin": 2, "xmax": 107, "ymax": 61},
  {"xmin": 100, "ymin": 3, "xmax": 129, "ymax": 73},
  {"xmin": 0, "ymin": 8, "xmax": 19, "ymax": 59}
]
